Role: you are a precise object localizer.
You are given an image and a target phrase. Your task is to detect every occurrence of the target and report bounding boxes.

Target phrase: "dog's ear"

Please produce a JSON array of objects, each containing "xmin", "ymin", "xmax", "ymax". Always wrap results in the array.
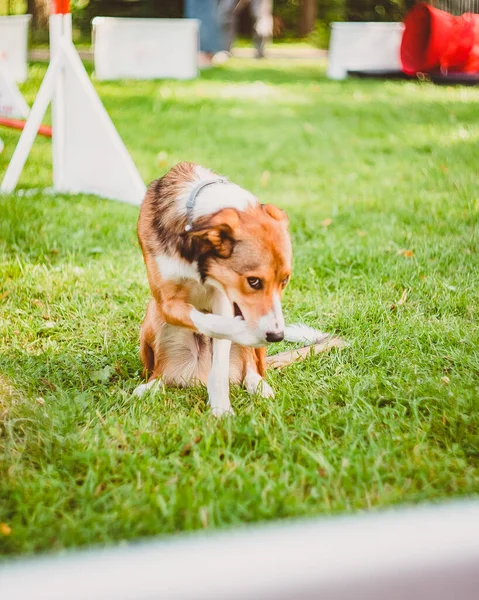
[
  {"xmin": 186, "ymin": 208, "xmax": 240, "ymax": 258},
  {"xmin": 262, "ymin": 203, "xmax": 288, "ymax": 223}
]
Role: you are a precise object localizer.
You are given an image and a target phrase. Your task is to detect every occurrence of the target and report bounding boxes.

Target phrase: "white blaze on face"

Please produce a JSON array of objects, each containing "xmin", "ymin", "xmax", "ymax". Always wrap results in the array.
[{"xmin": 258, "ymin": 292, "xmax": 285, "ymax": 337}]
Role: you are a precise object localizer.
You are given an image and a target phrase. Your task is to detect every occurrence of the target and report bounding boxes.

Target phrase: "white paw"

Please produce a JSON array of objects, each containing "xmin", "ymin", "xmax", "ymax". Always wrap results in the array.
[
  {"xmin": 258, "ymin": 379, "xmax": 275, "ymax": 399},
  {"xmin": 210, "ymin": 405, "xmax": 235, "ymax": 417},
  {"xmin": 230, "ymin": 317, "xmax": 265, "ymax": 347},
  {"xmin": 207, "ymin": 376, "xmax": 234, "ymax": 417},
  {"xmin": 244, "ymin": 367, "xmax": 275, "ymax": 398},
  {"xmin": 133, "ymin": 379, "xmax": 162, "ymax": 397}
]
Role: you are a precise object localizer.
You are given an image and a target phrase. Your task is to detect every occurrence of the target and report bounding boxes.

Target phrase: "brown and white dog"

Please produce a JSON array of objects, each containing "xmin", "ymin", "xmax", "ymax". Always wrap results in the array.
[{"xmin": 136, "ymin": 162, "xmax": 341, "ymax": 415}]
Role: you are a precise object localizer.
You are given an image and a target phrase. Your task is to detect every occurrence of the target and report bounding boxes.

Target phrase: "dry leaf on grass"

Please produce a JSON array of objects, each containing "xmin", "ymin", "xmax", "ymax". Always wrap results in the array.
[
  {"xmin": 321, "ymin": 218, "xmax": 332, "ymax": 228},
  {"xmin": 398, "ymin": 289, "xmax": 408, "ymax": 306},
  {"xmin": 357, "ymin": 230, "xmax": 367, "ymax": 237},
  {"xmin": 156, "ymin": 151, "xmax": 168, "ymax": 170},
  {"xmin": 0, "ymin": 291, "xmax": 10, "ymax": 300},
  {"xmin": 40, "ymin": 378, "xmax": 56, "ymax": 391},
  {"xmin": 199, "ymin": 506, "xmax": 209, "ymax": 528},
  {"xmin": 397, "ymin": 249, "xmax": 414, "ymax": 258},
  {"xmin": 0, "ymin": 523, "xmax": 12, "ymax": 536},
  {"xmin": 441, "ymin": 376, "xmax": 450, "ymax": 385},
  {"xmin": 94, "ymin": 483, "xmax": 105, "ymax": 497},
  {"xmin": 260, "ymin": 170, "xmax": 270, "ymax": 188},
  {"xmin": 180, "ymin": 435, "xmax": 203, "ymax": 457}
]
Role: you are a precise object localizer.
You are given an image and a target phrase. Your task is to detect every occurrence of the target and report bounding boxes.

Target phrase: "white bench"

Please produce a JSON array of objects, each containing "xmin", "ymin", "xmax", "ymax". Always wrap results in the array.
[
  {"xmin": 92, "ymin": 17, "xmax": 199, "ymax": 81},
  {"xmin": 0, "ymin": 15, "xmax": 31, "ymax": 83},
  {"xmin": 327, "ymin": 22, "xmax": 404, "ymax": 80}
]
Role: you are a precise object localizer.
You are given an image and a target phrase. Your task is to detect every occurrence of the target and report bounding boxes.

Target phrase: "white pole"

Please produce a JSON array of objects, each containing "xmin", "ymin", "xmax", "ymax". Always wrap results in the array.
[
  {"xmin": 49, "ymin": 13, "xmax": 65, "ymax": 191},
  {"xmin": 0, "ymin": 54, "xmax": 62, "ymax": 193}
]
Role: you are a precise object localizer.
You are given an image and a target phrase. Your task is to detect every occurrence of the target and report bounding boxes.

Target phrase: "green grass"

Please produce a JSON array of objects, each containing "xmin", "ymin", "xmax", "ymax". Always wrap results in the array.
[{"xmin": 1, "ymin": 59, "xmax": 479, "ymax": 556}]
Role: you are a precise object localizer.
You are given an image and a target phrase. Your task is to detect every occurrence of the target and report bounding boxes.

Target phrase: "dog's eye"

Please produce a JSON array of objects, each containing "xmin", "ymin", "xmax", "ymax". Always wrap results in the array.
[
  {"xmin": 247, "ymin": 277, "xmax": 262, "ymax": 290},
  {"xmin": 282, "ymin": 276, "xmax": 290, "ymax": 287}
]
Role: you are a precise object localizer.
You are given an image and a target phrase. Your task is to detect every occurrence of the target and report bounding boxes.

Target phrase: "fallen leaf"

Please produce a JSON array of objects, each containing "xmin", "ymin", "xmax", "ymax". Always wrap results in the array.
[
  {"xmin": 36, "ymin": 397, "xmax": 45, "ymax": 405},
  {"xmin": 94, "ymin": 483, "xmax": 105, "ymax": 497},
  {"xmin": 398, "ymin": 249, "xmax": 414, "ymax": 258},
  {"xmin": 440, "ymin": 164, "xmax": 448, "ymax": 173},
  {"xmin": 40, "ymin": 377, "xmax": 57, "ymax": 392},
  {"xmin": 42, "ymin": 314, "xmax": 50, "ymax": 320},
  {"xmin": 199, "ymin": 506, "xmax": 209, "ymax": 528},
  {"xmin": 441, "ymin": 376, "xmax": 450, "ymax": 385},
  {"xmin": 0, "ymin": 523, "xmax": 11, "ymax": 536},
  {"xmin": 180, "ymin": 435, "xmax": 203, "ymax": 457},
  {"xmin": 398, "ymin": 289, "xmax": 408, "ymax": 306},
  {"xmin": 0, "ymin": 291, "xmax": 9, "ymax": 300},
  {"xmin": 156, "ymin": 151, "xmax": 169, "ymax": 170},
  {"xmin": 357, "ymin": 230, "xmax": 367, "ymax": 237},
  {"xmin": 260, "ymin": 170, "xmax": 270, "ymax": 188},
  {"xmin": 321, "ymin": 218, "xmax": 332, "ymax": 228},
  {"xmin": 50, "ymin": 248, "xmax": 59, "ymax": 254}
]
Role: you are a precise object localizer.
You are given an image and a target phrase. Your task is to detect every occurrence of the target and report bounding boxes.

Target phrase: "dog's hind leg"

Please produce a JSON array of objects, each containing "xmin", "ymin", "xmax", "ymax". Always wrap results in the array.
[{"xmin": 135, "ymin": 300, "xmax": 164, "ymax": 397}]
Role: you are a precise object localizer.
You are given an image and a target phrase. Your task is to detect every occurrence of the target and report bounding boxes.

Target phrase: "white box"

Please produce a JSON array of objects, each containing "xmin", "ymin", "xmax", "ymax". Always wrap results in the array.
[
  {"xmin": 0, "ymin": 15, "xmax": 31, "ymax": 83},
  {"xmin": 327, "ymin": 22, "xmax": 404, "ymax": 80},
  {"xmin": 92, "ymin": 17, "xmax": 199, "ymax": 81}
]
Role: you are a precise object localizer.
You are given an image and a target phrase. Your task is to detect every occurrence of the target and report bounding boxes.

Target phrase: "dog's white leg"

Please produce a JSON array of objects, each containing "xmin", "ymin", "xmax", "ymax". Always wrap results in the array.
[
  {"xmin": 208, "ymin": 293, "xmax": 234, "ymax": 417},
  {"xmin": 244, "ymin": 366, "xmax": 275, "ymax": 399},
  {"xmin": 134, "ymin": 378, "xmax": 162, "ymax": 398},
  {"xmin": 191, "ymin": 309, "xmax": 264, "ymax": 347}
]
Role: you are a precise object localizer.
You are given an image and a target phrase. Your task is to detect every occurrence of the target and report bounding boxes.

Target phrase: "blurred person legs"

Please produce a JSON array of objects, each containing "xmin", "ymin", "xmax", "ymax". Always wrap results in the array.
[
  {"xmin": 218, "ymin": 0, "xmax": 239, "ymax": 53},
  {"xmin": 185, "ymin": 0, "xmax": 222, "ymax": 68},
  {"xmin": 250, "ymin": 0, "xmax": 273, "ymax": 58},
  {"xmin": 218, "ymin": 0, "xmax": 273, "ymax": 58}
]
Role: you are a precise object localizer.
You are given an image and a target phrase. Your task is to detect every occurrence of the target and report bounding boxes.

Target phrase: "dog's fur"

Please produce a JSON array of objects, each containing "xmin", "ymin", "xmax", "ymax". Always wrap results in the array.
[{"xmin": 136, "ymin": 162, "xmax": 342, "ymax": 415}]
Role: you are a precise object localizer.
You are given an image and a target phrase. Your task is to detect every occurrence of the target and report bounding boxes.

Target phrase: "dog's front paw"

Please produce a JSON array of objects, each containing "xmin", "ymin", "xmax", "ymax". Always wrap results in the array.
[
  {"xmin": 207, "ymin": 376, "xmax": 234, "ymax": 417},
  {"xmin": 257, "ymin": 379, "xmax": 275, "ymax": 399},
  {"xmin": 230, "ymin": 317, "xmax": 265, "ymax": 347},
  {"xmin": 210, "ymin": 405, "xmax": 235, "ymax": 418}
]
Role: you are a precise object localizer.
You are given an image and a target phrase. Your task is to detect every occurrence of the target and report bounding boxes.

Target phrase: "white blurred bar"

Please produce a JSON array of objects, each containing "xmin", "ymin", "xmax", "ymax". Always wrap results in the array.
[{"xmin": 1, "ymin": 501, "xmax": 479, "ymax": 599}]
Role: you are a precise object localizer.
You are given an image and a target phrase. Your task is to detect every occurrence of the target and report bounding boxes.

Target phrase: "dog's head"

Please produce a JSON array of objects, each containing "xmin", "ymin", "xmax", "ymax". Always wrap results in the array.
[{"xmin": 185, "ymin": 203, "xmax": 292, "ymax": 345}]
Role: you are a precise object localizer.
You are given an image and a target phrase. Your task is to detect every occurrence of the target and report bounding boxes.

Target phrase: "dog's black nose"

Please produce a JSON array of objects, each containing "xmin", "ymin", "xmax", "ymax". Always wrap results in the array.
[{"xmin": 266, "ymin": 331, "xmax": 284, "ymax": 343}]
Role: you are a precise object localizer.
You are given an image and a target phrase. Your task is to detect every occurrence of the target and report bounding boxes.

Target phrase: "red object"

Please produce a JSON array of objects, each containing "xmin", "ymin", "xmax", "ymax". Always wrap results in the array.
[
  {"xmin": 0, "ymin": 117, "xmax": 52, "ymax": 138},
  {"xmin": 401, "ymin": 3, "xmax": 479, "ymax": 75},
  {"xmin": 51, "ymin": 0, "xmax": 70, "ymax": 14}
]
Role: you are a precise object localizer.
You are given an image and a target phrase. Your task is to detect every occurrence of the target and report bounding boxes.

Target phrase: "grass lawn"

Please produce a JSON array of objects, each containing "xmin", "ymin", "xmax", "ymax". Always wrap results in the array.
[{"xmin": 1, "ymin": 59, "xmax": 478, "ymax": 556}]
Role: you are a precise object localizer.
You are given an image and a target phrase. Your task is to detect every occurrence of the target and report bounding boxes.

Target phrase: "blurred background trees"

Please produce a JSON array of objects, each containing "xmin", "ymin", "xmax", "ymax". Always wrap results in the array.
[{"xmin": 0, "ymin": 0, "xmax": 414, "ymax": 46}]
